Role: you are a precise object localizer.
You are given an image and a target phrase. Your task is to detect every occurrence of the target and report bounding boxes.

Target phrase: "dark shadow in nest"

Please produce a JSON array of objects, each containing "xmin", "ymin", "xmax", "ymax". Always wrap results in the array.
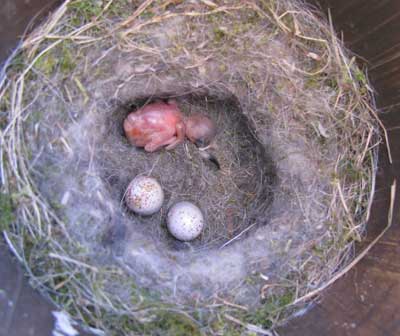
[{"xmin": 98, "ymin": 93, "xmax": 277, "ymax": 252}]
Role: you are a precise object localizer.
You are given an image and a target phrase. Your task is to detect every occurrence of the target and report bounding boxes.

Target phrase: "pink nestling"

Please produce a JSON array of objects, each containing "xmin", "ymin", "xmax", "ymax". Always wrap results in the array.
[{"xmin": 123, "ymin": 100, "xmax": 217, "ymax": 152}]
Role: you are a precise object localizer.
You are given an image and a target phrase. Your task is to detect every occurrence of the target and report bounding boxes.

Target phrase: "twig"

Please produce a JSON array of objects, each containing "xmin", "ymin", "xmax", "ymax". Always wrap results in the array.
[
  {"xmin": 224, "ymin": 314, "xmax": 275, "ymax": 336},
  {"xmin": 215, "ymin": 296, "xmax": 249, "ymax": 311},
  {"xmin": 49, "ymin": 253, "xmax": 99, "ymax": 272},
  {"xmin": 3, "ymin": 231, "xmax": 23, "ymax": 263},
  {"xmin": 219, "ymin": 223, "xmax": 256, "ymax": 249}
]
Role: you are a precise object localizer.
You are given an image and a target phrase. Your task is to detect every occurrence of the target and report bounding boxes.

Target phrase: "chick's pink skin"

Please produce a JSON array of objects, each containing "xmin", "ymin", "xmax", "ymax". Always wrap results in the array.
[
  {"xmin": 124, "ymin": 100, "xmax": 217, "ymax": 152},
  {"xmin": 123, "ymin": 100, "xmax": 185, "ymax": 152}
]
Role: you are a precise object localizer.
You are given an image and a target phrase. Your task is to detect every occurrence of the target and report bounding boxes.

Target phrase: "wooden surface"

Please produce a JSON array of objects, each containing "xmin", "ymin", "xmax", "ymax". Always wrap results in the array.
[
  {"xmin": 0, "ymin": 0, "xmax": 59, "ymax": 63},
  {"xmin": 0, "ymin": 1, "xmax": 399, "ymax": 335},
  {"xmin": 0, "ymin": 241, "xmax": 56, "ymax": 336}
]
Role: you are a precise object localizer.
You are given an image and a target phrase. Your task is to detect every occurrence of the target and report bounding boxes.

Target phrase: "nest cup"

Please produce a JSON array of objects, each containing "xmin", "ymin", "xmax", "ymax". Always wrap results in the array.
[
  {"xmin": 105, "ymin": 93, "xmax": 275, "ymax": 251},
  {"xmin": 0, "ymin": 0, "xmax": 381, "ymax": 334}
]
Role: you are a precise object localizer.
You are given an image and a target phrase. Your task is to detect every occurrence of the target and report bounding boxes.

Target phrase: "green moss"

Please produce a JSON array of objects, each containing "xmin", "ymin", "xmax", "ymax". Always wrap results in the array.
[
  {"xmin": 32, "ymin": 40, "xmax": 76, "ymax": 77},
  {"xmin": 50, "ymin": 200, "xmax": 64, "ymax": 211},
  {"xmin": 93, "ymin": 310, "xmax": 202, "ymax": 336},
  {"xmin": 59, "ymin": 44, "xmax": 76, "ymax": 74},
  {"xmin": 260, "ymin": 0, "xmax": 277, "ymax": 11},
  {"xmin": 213, "ymin": 27, "xmax": 227, "ymax": 42},
  {"xmin": 305, "ymin": 73, "xmax": 339, "ymax": 91},
  {"xmin": 0, "ymin": 93, "xmax": 10, "ymax": 129},
  {"xmin": 68, "ymin": 0, "xmax": 103, "ymax": 24},
  {"xmin": 108, "ymin": 0, "xmax": 134, "ymax": 18},
  {"xmin": 246, "ymin": 290, "xmax": 295, "ymax": 329},
  {"xmin": 19, "ymin": 228, "xmax": 36, "ymax": 260},
  {"xmin": 354, "ymin": 68, "xmax": 367, "ymax": 84},
  {"xmin": 140, "ymin": 9, "xmax": 156, "ymax": 19},
  {"xmin": 8, "ymin": 52, "xmax": 26, "ymax": 74},
  {"xmin": 0, "ymin": 90, "xmax": 10, "ymax": 112},
  {"xmin": 139, "ymin": 287, "xmax": 162, "ymax": 302},
  {"xmin": 0, "ymin": 192, "xmax": 15, "ymax": 231},
  {"xmin": 35, "ymin": 53, "xmax": 57, "ymax": 76},
  {"xmin": 214, "ymin": 322, "xmax": 243, "ymax": 336},
  {"xmin": 325, "ymin": 77, "xmax": 338, "ymax": 90},
  {"xmin": 340, "ymin": 159, "xmax": 362, "ymax": 182},
  {"xmin": 114, "ymin": 314, "xmax": 142, "ymax": 335},
  {"xmin": 145, "ymin": 312, "xmax": 201, "ymax": 336},
  {"xmin": 28, "ymin": 110, "xmax": 43, "ymax": 124},
  {"xmin": 312, "ymin": 244, "xmax": 326, "ymax": 258}
]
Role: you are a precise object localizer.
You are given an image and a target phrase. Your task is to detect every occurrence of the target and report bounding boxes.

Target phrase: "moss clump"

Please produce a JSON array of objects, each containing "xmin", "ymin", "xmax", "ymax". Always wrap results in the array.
[
  {"xmin": 68, "ymin": 0, "xmax": 103, "ymax": 24},
  {"xmin": 145, "ymin": 313, "xmax": 201, "ymax": 336},
  {"xmin": 247, "ymin": 290, "xmax": 295, "ymax": 329},
  {"xmin": 35, "ymin": 53, "xmax": 57, "ymax": 75},
  {"xmin": 33, "ymin": 41, "xmax": 76, "ymax": 77},
  {"xmin": 0, "ymin": 193, "xmax": 14, "ymax": 231}
]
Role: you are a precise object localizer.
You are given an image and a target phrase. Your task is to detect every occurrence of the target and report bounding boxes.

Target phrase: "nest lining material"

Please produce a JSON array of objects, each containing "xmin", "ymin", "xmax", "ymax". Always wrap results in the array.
[
  {"xmin": 0, "ymin": 0, "xmax": 380, "ymax": 334},
  {"xmin": 101, "ymin": 94, "xmax": 275, "ymax": 251}
]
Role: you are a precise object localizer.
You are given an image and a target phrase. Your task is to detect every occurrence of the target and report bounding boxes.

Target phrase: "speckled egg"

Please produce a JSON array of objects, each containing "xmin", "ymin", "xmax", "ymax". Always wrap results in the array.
[
  {"xmin": 167, "ymin": 201, "xmax": 204, "ymax": 241},
  {"xmin": 125, "ymin": 176, "xmax": 164, "ymax": 216}
]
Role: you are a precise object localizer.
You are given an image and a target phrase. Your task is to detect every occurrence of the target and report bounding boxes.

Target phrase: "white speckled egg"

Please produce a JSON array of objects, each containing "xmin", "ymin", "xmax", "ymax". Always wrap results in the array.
[
  {"xmin": 125, "ymin": 176, "xmax": 164, "ymax": 216},
  {"xmin": 167, "ymin": 201, "xmax": 204, "ymax": 241}
]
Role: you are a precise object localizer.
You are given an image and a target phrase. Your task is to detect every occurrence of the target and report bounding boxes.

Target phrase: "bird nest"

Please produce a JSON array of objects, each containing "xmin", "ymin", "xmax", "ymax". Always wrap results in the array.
[{"xmin": 0, "ymin": 0, "xmax": 382, "ymax": 335}]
